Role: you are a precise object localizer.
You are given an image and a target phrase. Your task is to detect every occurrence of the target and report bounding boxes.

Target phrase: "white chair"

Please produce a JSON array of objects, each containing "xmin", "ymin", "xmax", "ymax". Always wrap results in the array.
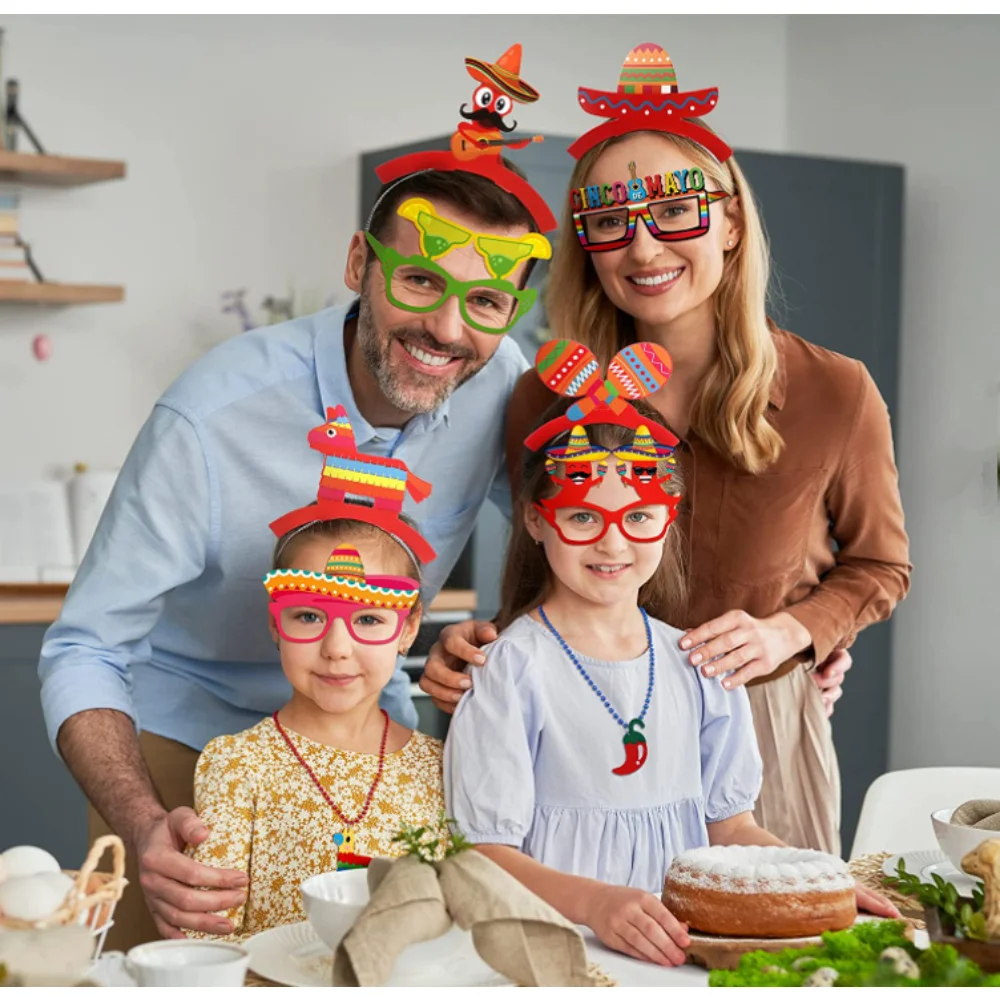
[{"xmin": 850, "ymin": 767, "xmax": 1000, "ymax": 859}]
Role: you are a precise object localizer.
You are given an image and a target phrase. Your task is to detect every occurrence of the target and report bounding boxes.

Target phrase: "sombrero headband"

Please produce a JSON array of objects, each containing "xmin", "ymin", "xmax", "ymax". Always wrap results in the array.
[
  {"xmin": 264, "ymin": 544, "xmax": 419, "ymax": 609},
  {"xmin": 568, "ymin": 42, "xmax": 733, "ymax": 164},
  {"xmin": 525, "ymin": 339, "xmax": 681, "ymax": 513},
  {"xmin": 269, "ymin": 405, "xmax": 437, "ymax": 565},
  {"xmin": 372, "ymin": 44, "xmax": 557, "ymax": 234}
]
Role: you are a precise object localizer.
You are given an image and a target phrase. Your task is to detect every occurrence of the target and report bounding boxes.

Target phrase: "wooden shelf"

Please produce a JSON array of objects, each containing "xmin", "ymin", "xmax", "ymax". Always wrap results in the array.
[
  {"xmin": 0, "ymin": 150, "xmax": 125, "ymax": 187},
  {"xmin": 0, "ymin": 584, "xmax": 477, "ymax": 626},
  {"xmin": 0, "ymin": 281, "xmax": 124, "ymax": 305}
]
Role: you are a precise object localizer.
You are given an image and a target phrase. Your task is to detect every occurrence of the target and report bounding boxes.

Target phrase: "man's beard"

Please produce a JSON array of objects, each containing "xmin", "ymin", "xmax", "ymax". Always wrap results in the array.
[{"xmin": 356, "ymin": 293, "xmax": 487, "ymax": 415}]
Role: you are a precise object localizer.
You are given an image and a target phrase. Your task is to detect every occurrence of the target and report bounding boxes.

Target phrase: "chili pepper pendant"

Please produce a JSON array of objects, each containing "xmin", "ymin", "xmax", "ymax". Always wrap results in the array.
[{"xmin": 611, "ymin": 718, "xmax": 648, "ymax": 776}]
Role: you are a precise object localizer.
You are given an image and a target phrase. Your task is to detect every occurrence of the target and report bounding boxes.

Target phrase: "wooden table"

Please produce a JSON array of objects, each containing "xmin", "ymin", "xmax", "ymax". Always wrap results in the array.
[{"xmin": 0, "ymin": 583, "xmax": 477, "ymax": 625}]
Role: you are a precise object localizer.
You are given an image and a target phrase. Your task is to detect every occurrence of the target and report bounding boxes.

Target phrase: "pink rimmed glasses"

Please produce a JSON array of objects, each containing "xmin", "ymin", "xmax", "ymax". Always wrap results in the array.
[{"xmin": 269, "ymin": 592, "xmax": 415, "ymax": 645}]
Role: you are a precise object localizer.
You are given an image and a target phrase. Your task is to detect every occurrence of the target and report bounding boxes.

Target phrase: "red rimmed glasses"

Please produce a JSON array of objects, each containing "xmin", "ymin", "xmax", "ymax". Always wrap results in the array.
[
  {"xmin": 533, "ymin": 499, "xmax": 679, "ymax": 546},
  {"xmin": 269, "ymin": 593, "xmax": 414, "ymax": 645}
]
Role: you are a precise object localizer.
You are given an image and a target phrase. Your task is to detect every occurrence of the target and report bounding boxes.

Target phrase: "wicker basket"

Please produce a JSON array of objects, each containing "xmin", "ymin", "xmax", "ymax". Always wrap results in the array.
[{"xmin": 0, "ymin": 835, "xmax": 127, "ymax": 961}]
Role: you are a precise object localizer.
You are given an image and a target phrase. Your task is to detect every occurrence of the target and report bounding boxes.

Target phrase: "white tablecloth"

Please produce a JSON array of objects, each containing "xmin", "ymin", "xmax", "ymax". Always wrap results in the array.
[{"xmin": 90, "ymin": 932, "xmax": 711, "ymax": 988}]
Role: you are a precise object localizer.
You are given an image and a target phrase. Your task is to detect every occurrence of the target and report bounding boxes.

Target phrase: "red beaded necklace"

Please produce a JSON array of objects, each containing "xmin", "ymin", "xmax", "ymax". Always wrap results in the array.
[{"xmin": 271, "ymin": 708, "xmax": 390, "ymax": 827}]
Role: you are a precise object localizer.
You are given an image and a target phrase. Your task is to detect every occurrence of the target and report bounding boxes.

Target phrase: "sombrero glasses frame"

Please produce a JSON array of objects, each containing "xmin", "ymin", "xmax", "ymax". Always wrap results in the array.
[
  {"xmin": 365, "ymin": 233, "xmax": 537, "ymax": 335},
  {"xmin": 573, "ymin": 189, "xmax": 729, "ymax": 253}
]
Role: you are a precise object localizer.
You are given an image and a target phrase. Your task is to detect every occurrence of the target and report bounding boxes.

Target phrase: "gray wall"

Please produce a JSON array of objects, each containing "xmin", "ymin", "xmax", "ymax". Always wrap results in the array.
[{"xmin": 787, "ymin": 16, "xmax": 1000, "ymax": 771}]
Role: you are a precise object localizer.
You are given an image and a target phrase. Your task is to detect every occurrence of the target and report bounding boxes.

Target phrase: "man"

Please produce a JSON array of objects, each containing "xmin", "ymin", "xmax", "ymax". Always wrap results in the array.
[{"xmin": 39, "ymin": 158, "xmax": 550, "ymax": 948}]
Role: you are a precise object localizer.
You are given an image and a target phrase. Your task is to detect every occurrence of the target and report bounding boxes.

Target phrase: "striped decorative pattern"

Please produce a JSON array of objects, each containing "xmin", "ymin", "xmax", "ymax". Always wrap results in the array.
[
  {"xmin": 608, "ymin": 343, "xmax": 674, "ymax": 399},
  {"xmin": 618, "ymin": 42, "xmax": 678, "ymax": 94},
  {"xmin": 536, "ymin": 340, "xmax": 602, "ymax": 398},
  {"xmin": 262, "ymin": 567, "xmax": 419, "ymax": 609},
  {"xmin": 324, "ymin": 546, "xmax": 365, "ymax": 579}
]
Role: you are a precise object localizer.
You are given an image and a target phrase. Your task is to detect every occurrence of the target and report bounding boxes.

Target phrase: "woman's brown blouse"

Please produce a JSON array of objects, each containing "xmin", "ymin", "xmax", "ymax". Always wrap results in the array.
[{"xmin": 504, "ymin": 329, "xmax": 911, "ymax": 683}]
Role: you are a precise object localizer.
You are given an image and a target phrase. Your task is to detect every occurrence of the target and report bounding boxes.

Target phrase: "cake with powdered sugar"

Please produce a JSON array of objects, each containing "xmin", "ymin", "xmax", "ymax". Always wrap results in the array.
[{"xmin": 662, "ymin": 845, "xmax": 857, "ymax": 938}]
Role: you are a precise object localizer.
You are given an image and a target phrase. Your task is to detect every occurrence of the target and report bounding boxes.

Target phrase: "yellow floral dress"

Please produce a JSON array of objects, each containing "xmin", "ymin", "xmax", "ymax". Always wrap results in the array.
[{"xmin": 187, "ymin": 717, "xmax": 445, "ymax": 940}]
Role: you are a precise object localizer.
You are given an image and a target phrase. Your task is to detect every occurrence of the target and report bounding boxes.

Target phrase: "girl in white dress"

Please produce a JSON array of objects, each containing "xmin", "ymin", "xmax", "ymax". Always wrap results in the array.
[{"xmin": 444, "ymin": 341, "xmax": 897, "ymax": 966}]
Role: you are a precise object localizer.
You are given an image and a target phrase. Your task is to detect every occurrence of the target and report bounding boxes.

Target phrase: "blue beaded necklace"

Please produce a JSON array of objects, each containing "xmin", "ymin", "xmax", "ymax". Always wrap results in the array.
[{"xmin": 538, "ymin": 605, "xmax": 654, "ymax": 777}]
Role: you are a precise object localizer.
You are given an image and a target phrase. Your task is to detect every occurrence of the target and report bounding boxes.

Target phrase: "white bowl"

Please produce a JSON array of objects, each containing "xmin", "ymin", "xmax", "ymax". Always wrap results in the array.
[
  {"xmin": 301, "ymin": 869, "xmax": 370, "ymax": 951},
  {"xmin": 300, "ymin": 868, "xmax": 475, "ymax": 978},
  {"xmin": 931, "ymin": 807, "xmax": 1000, "ymax": 872}
]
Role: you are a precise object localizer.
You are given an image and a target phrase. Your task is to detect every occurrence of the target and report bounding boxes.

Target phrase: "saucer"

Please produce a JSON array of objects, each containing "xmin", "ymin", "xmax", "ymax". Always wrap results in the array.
[
  {"xmin": 882, "ymin": 849, "xmax": 981, "ymax": 897},
  {"xmin": 243, "ymin": 921, "xmax": 508, "ymax": 987}
]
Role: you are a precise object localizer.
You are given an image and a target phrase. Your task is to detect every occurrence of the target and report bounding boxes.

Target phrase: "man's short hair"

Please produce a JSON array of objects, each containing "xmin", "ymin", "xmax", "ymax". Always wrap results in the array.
[{"xmin": 366, "ymin": 161, "xmax": 541, "ymax": 288}]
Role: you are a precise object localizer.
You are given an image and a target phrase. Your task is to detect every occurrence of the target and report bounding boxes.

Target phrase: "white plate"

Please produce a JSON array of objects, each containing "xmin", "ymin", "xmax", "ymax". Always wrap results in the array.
[
  {"xmin": 244, "ymin": 921, "xmax": 509, "ymax": 987},
  {"xmin": 882, "ymin": 849, "xmax": 981, "ymax": 897}
]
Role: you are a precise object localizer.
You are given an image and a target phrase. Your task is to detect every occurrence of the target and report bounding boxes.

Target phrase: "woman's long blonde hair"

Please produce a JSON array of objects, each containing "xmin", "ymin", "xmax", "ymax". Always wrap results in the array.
[{"xmin": 546, "ymin": 130, "xmax": 784, "ymax": 473}]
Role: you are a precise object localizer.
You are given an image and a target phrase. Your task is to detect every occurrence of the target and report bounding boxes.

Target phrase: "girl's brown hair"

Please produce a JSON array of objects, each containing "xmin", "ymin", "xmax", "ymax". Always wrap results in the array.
[
  {"xmin": 496, "ymin": 398, "xmax": 688, "ymax": 634},
  {"xmin": 546, "ymin": 129, "xmax": 784, "ymax": 474}
]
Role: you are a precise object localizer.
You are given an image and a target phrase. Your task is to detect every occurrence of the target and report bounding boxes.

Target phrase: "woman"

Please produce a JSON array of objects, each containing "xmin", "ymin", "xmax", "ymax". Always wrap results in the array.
[{"xmin": 422, "ymin": 43, "xmax": 910, "ymax": 855}]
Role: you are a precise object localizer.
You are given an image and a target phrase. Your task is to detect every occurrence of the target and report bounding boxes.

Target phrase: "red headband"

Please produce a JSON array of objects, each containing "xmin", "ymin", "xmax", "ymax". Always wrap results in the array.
[
  {"xmin": 373, "ymin": 44, "xmax": 557, "ymax": 234},
  {"xmin": 567, "ymin": 41, "xmax": 732, "ymax": 164}
]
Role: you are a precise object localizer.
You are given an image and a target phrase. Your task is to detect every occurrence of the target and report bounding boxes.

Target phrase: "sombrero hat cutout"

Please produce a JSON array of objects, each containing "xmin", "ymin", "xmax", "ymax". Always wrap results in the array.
[
  {"xmin": 263, "ymin": 545, "xmax": 420, "ymax": 609},
  {"xmin": 465, "ymin": 44, "xmax": 540, "ymax": 104},
  {"xmin": 567, "ymin": 42, "xmax": 733, "ymax": 164},
  {"xmin": 614, "ymin": 424, "xmax": 676, "ymax": 463},
  {"xmin": 545, "ymin": 425, "xmax": 610, "ymax": 463}
]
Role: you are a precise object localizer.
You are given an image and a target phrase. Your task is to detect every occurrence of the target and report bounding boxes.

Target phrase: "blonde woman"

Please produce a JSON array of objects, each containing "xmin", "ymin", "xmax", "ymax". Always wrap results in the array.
[{"xmin": 420, "ymin": 44, "xmax": 910, "ymax": 856}]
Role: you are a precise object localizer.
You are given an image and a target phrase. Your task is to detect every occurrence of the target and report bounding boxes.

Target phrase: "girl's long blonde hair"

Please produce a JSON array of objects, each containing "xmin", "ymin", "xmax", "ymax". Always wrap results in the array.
[{"xmin": 546, "ymin": 130, "xmax": 784, "ymax": 473}]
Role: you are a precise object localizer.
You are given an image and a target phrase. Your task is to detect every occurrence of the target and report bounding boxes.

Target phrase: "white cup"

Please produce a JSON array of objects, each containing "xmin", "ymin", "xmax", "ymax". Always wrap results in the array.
[{"xmin": 125, "ymin": 940, "xmax": 250, "ymax": 987}]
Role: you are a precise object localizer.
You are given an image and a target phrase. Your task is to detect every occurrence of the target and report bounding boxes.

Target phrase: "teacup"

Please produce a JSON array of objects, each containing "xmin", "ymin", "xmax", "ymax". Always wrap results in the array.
[{"xmin": 125, "ymin": 939, "xmax": 250, "ymax": 987}]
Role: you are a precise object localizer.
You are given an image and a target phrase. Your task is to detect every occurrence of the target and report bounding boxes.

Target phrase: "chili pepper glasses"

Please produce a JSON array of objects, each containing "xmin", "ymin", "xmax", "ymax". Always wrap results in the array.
[
  {"xmin": 269, "ymin": 593, "xmax": 415, "ymax": 645},
  {"xmin": 365, "ymin": 233, "xmax": 537, "ymax": 335},
  {"xmin": 573, "ymin": 190, "xmax": 730, "ymax": 253}
]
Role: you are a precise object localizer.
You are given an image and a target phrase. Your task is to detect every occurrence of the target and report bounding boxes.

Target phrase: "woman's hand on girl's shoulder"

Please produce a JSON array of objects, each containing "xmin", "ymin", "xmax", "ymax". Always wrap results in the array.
[
  {"xmin": 678, "ymin": 609, "xmax": 812, "ymax": 690},
  {"xmin": 419, "ymin": 619, "xmax": 498, "ymax": 713},
  {"xmin": 583, "ymin": 883, "xmax": 690, "ymax": 967}
]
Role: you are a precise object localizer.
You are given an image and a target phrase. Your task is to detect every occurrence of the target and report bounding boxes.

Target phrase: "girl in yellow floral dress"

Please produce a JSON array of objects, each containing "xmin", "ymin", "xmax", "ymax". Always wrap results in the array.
[{"xmin": 188, "ymin": 516, "xmax": 445, "ymax": 940}]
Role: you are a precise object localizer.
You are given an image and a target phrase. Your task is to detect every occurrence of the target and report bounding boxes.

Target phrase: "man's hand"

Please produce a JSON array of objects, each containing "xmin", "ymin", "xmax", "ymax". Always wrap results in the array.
[
  {"xmin": 133, "ymin": 807, "xmax": 248, "ymax": 939},
  {"xmin": 418, "ymin": 619, "xmax": 497, "ymax": 713},
  {"xmin": 811, "ymin": 649, "xmax": 853, "ymax": 718},
  {"xmin": 680, "ymin": 610, "xmax": 812, "ymax": 690}
]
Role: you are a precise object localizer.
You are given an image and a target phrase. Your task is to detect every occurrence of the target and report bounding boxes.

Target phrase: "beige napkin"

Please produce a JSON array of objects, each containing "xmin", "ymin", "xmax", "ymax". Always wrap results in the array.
[
  {"xmin": 332, "ymin": 855, "xmax": 452, "ymax": 987},
  {"xmin": 951, "ymin": 799, "xmax": 1000, "ymax": 831},
  {"xmin": 332, "ymin": 851, "xmax": 592, "ymax": 987},
  {"xmin": 437, "ymin": 850, "xmax": 592, "ymax": 987}
]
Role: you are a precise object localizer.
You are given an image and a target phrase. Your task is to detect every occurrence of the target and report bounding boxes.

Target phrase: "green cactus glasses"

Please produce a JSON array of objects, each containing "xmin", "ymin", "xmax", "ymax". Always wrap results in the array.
[{"xmin": 364, "ymin": 232, "xmax": 538, "ymax": 336}]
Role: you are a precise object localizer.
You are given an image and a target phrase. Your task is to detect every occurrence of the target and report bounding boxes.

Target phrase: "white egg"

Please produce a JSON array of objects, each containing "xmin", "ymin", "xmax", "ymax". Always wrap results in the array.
[
  {"xmin": 0, "ymin": 846, "xmax": 61, "ymax": 879},
  {"xmin": 0, "ymin": 874, "xmax": 70, "ymax": 922},
  {"xmin": 35, "ymin": 871, "xmax": 76, "ymax": 899}
]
